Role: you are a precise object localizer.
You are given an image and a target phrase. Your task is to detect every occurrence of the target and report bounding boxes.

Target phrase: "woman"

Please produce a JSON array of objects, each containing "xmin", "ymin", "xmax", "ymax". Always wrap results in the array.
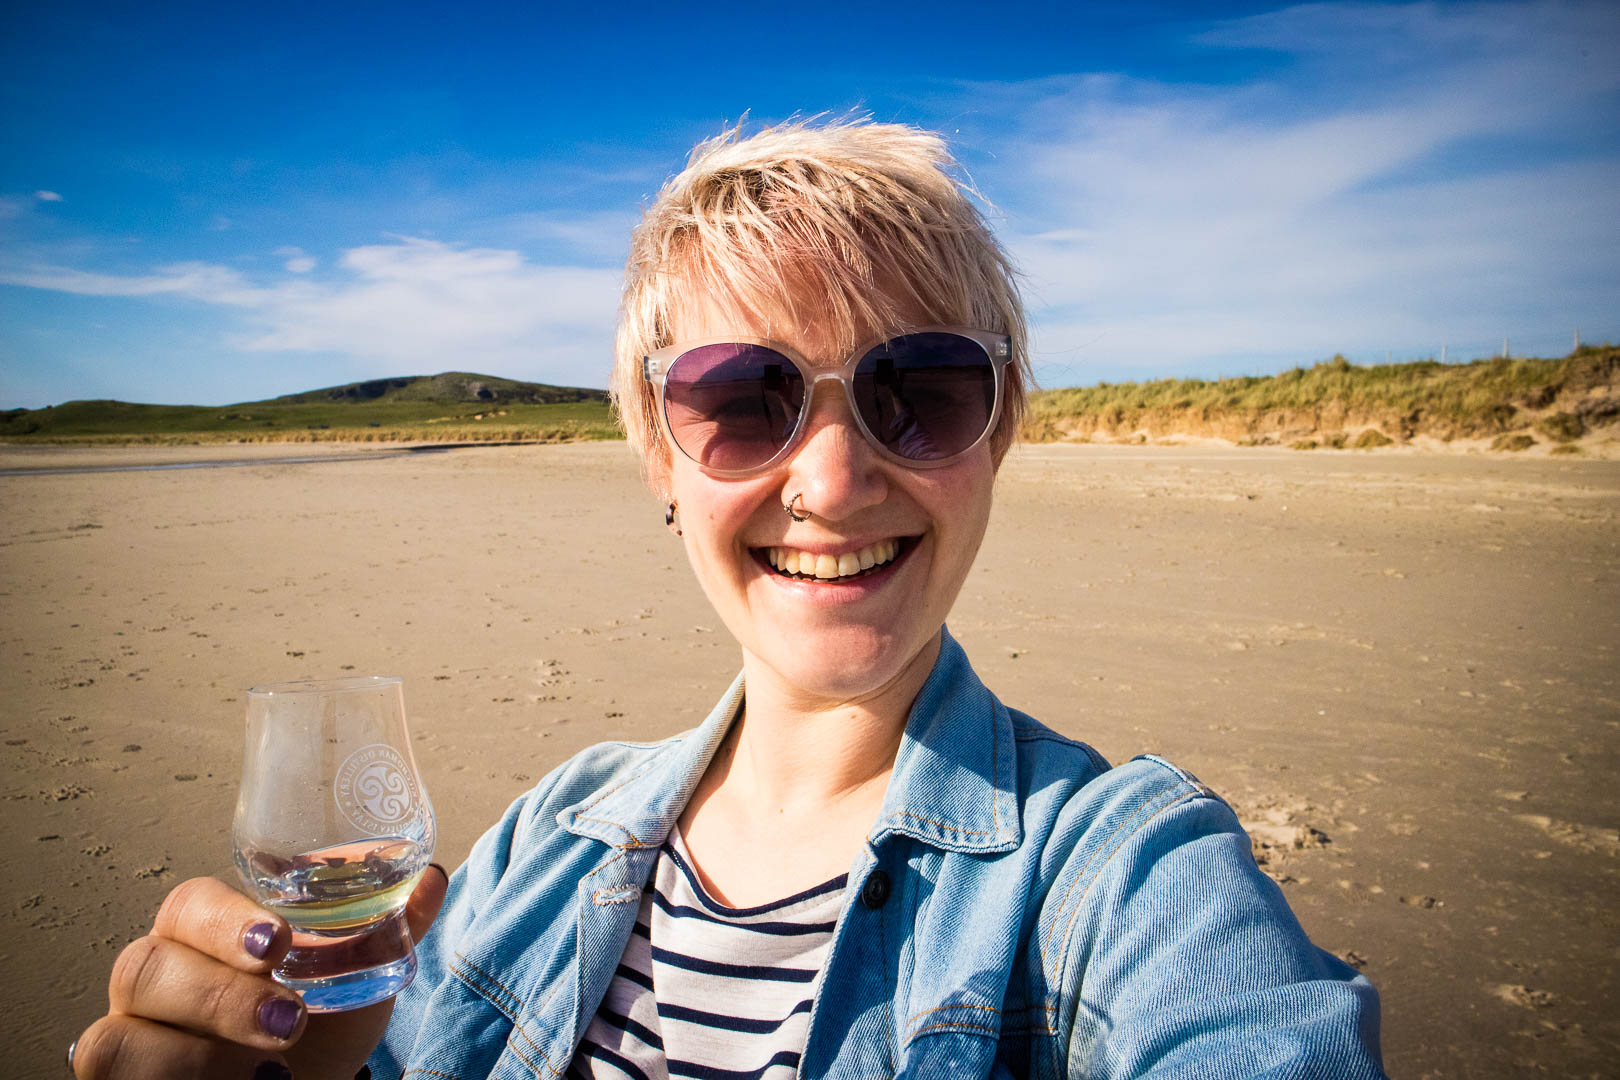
[{"xmin": 73, "ymin": 120, "xmax": 1386, "ymax": 1079}]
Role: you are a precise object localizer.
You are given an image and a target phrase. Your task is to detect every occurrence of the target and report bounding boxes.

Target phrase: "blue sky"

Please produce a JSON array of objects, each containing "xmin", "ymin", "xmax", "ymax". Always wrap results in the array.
[{"xmin": 2, "ymin": 0, "xmax": 1617, "ymax": 408}]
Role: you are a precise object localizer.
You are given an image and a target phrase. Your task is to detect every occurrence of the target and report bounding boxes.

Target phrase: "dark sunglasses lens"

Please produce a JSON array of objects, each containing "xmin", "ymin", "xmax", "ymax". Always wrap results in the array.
[
  {"xmin": 663, "ymin": 344, "xmax": 805, "ymax": 472},
  {"xmin": 853, "ymin": 333, "xmax": 997, "ymax": 461}
]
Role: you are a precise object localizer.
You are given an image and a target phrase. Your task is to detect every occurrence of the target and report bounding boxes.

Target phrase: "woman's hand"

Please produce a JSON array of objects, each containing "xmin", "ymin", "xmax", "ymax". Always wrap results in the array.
[{"xmin": 73, "ymin": 867, "xmax": 448, "ymax": 1080}]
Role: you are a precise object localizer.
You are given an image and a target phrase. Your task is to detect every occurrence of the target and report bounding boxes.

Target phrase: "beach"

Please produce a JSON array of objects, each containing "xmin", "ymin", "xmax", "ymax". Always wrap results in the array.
[{"xmin": 3, "ymin": 440, "xmax": 1616, "ymax": 1077}]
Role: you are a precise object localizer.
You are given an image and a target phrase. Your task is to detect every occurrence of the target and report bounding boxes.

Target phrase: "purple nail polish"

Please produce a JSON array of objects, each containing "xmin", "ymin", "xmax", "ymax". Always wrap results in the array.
[
  {"xmin": 243, "ymin": 922, "xmax": 276, "ymax": 959},
  {"xmin": 254, "ymin": 1062, "xmax": 293, "ymax": 1080},
  {"xmin": 258, "ymin": 996, "xmax": 302, "ymax": 1040}
]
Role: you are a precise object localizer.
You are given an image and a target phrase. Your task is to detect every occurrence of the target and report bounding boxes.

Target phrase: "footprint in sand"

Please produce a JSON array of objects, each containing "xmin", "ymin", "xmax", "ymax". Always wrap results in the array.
[
  {"xmin": 1399, "ymin": 894, "xmax": 1443, "ymax": 909},
  {"xmin": 1237, "ymin": 797, "xmax": 1333, "ymax": 882},
  {"xmin": 1514, "ymin": 814, "xmax": 1620, "ymax": 857},
  {"xmin": 1492, "ymin": 984, "xmax": 1558, "ymax": 1010}
]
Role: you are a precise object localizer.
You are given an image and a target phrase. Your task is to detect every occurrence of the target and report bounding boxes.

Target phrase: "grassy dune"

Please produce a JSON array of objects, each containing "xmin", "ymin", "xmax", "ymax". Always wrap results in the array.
[{"xmin": 1022, "ymin": 346, "xmax": 1620, "ymax": 452}]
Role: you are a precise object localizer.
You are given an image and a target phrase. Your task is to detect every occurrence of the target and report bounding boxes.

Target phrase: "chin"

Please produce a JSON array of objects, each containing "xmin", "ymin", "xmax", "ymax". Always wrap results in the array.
[{"xmin": 759, "ymin": 622, "xmax": 937, "ymax": 702}]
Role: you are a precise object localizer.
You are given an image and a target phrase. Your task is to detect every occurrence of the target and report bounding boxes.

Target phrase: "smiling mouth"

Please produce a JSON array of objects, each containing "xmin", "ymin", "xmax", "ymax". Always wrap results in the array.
[{"xmin": 759, "ymin": 539, "xmax": 910, "ymax": 582}]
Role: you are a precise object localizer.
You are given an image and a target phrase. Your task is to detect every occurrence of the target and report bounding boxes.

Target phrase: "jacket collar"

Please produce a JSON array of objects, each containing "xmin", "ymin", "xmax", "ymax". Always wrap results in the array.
[{"xmin": 556, "ymin": 626, "xmax": 1020, "ymax": 855}]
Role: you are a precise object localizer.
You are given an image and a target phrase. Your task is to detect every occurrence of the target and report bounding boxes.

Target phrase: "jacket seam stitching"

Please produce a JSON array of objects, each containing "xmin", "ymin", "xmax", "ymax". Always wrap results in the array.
[
  {"xmin": 892, "ymin": 809, "xmax": 994, "ymax": 837},
  {"xmin": 909, "ymin": 1019, "xmax": 1002, "ymax": 1038},
  {"xmin": 507, "ymin": 993, "xmax": 567, "ymax": 1078},
  {"xmin": 1041, "ymin": 785, "xmax": 1192, "ymax": 983},
  {"xmin": 568, "ymin": 813, "xmax": 643, "ymax": 846},
  {"xmin": 449, "ymin": 955, "xmax": 522, "ymax": 1021},
  {"xmin": 904, "ymin": 1003, "xmax": 1059, "ymax": 1042},
  {"xmin": 1052, "ymin": 788, "xmax": 1206, "ymax": 990},
  {"xmin": 566, "ymin": 752, "xmax": 671, "ymax": 824},
  {"xmin": 502, "ymin": 1030, "xmax": 557, "ymax": 1079},
  {"xmin": 904, "ymin": 1002, "xmax": 1001, "ymax": 1026},
  {"xmin": 992, "ymin": 698, "xmax": 1001, "ymax": 838},
  {"xmin": 450, "ymin": 950, "xmax": 571, "ymax": 1072},
  {"xmin": 876, "ymin": 871, "xmax": 897, "ymax": 1070}
]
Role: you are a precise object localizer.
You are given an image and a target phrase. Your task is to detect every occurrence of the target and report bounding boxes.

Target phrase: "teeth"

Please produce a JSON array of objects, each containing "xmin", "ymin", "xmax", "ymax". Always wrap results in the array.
[{"xmin": 769, "ymin": 541, "xmax": 902, "ymax": 580}]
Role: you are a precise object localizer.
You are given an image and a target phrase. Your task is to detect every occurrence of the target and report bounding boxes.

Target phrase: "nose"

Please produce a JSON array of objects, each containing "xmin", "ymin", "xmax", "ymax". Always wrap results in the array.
[{"xmin": 781, "ymin": 378, "xmax": 887, "ymax": 523}]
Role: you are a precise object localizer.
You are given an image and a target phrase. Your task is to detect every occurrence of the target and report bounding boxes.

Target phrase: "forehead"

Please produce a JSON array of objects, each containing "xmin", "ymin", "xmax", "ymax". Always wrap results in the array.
[{"xmin": 665, "ymin": 273, "xmax": 929, "ymax": 364}]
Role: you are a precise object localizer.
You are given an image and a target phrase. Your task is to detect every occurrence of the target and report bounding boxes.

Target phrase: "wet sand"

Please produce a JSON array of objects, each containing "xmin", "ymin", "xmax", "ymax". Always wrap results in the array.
[{"xmin": 2, "ymin": 441, "xmax": 1616, "ymax": 1077}]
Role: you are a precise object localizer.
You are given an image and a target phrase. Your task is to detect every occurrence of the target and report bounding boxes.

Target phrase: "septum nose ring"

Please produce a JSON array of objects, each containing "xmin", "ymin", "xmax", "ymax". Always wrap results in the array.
[{"xmin": 785, "ymin": 492, "xmax": 811, "ymax": 522}]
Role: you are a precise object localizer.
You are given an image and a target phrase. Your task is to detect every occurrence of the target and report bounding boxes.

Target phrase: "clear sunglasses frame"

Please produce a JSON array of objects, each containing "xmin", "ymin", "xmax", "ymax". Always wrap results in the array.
[{"xmin": 642, "ymin": 326, "xmax": 1012, "ymax": 479}]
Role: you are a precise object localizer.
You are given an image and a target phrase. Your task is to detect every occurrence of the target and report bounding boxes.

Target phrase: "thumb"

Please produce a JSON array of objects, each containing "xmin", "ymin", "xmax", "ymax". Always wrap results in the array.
[{"xmin": 405, "ymin": 862, "xmax": 450, "ymax": 943}]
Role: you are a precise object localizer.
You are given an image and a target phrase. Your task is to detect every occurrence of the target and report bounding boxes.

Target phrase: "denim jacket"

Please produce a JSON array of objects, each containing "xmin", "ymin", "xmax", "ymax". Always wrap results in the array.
[{"xmin": 372, "ymin": 630, "xmax": 1385, "ymax": 1078}]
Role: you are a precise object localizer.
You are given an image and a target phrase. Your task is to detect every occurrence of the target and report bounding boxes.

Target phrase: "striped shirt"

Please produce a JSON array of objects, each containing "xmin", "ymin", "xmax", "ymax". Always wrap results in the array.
[{"xmin": 568, "ymin": 830, "xmax": 846, "ymax": 1080}]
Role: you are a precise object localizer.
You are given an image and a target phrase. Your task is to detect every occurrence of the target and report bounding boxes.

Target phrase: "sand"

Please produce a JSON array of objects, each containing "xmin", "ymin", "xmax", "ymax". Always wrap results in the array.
[{"xmin": 2, "ymin": 441, "xmax": 1616, "ymax": 1077}]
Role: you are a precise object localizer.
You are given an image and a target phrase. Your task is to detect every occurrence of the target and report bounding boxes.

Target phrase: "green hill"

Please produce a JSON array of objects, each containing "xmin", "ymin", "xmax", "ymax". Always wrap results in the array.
[
  {"xmin": 260, "ymin": 371, "xmax": 607, "ymax": 406},
  {"xmin": 0, "ymin": 372, "xmax": 618, "ymax": 444}
]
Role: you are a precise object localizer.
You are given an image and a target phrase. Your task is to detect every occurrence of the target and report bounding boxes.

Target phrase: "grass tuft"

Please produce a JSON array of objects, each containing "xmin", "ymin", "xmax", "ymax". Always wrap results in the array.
[
  {"xmin": 1351, "ymin": 429, "xmax": 1395, "ymax": 449},
  {"xmin": 1536, "ymin": 412, "xmax": 1585, "ymax": 442}
]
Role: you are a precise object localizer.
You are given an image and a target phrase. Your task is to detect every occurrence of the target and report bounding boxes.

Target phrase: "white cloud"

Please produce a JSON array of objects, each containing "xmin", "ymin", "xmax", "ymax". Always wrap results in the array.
[
  {"xmin": 34, "ymin": 190, "xmax": 63, "ymax": 202},
  {"xmin": 969, "ymin": 0, "xmax": 1620, "ymax": 380},
  {"xmin": 491, "ymin": 210, "xmax": 640, "ymax": 264},
  {"xmin": 0, "ymin": 237, "xmax": 623, "ymax": 386},
  {"xmin": 274, "ymin": 246, "xmax": 317, "ymax": 273},
  {"xmin": 0, "ymin": 261, "xmax": 265, "ymax": 304}
]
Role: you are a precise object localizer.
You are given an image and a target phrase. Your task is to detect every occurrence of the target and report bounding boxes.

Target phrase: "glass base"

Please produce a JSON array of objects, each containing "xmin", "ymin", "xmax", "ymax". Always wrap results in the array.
[
  {"xmin": 273, "ymin": 907, "xmax": 418, "ymax": 1013},
  {"xmin": 276, "ymin": 949, "xmax": 417, "ymax": 1012}
]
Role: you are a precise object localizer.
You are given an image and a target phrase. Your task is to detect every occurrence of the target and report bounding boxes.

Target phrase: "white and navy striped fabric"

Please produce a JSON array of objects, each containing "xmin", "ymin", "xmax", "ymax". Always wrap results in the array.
[{"xmin": 568, "ymin": 830, "xmax": 846, "ymax": 1080}]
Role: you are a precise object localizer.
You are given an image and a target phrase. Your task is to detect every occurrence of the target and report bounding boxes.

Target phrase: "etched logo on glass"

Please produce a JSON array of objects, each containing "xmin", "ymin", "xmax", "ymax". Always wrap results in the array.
[{"xmin": 334, "ymin": 744, "xmax": 418, "ymax": 834}]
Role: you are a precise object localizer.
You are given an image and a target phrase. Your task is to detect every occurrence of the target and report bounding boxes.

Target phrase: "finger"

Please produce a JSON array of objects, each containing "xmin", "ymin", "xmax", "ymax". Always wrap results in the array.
[
  {"xmin": 151, "ymin": 876, "xmax": 289, "ymax": 973},
  {"xmin": 73, "ymin": 1014, "xmax": 291, "ymax": 1080},
  {"xmin": 109, "ymin": 935, "xmax": 306, "ymax": 1051},
  {"xmin": 404, "ymin": 862, "xmax": 449, "ymax": 943}
]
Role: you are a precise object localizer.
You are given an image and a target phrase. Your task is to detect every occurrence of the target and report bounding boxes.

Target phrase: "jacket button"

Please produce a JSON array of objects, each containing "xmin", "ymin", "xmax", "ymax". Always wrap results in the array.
[{"xmin": 860, "ymin": 869, "xmax": 891, "ymax": 909}]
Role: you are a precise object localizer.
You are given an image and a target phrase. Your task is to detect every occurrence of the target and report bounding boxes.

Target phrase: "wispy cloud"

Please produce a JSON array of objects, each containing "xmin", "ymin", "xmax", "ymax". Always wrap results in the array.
[
  {"xmin": 34, "ymin": 190, "xmax": 63, "ymax": 202},
  {"xmin": 1, "ymin": 237, "xmax": 623, "ymax": 386},
  {"xmin": 274, "ymin": 246, "xmax": 317, "ymax": 273},
  {"xmin": 973, "ymin": 0, "xmax": 1620, "ymax": 381}
]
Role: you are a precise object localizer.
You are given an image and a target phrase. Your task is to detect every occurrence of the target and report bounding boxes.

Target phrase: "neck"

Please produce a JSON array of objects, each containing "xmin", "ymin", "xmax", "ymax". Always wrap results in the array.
[
  {"xmin": 721, "ymin": 632, "xmax": 941, "ymax": 817},
  {"xmin": 673, "ymin": 632, "xmax": 943, "ymax": 905}
]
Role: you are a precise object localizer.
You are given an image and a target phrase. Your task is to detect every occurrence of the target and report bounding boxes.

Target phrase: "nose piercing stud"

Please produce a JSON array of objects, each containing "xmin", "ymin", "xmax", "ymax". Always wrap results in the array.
[{"xmin": 785, "ymin": 493, "xmax": 811, "ymax": 522}]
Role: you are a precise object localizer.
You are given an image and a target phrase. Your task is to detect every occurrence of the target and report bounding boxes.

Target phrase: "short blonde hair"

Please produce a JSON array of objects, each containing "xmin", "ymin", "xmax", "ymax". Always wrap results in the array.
[{"xmin": 611, "ymin": 117, "xmax": 1028, "ymax": 484}]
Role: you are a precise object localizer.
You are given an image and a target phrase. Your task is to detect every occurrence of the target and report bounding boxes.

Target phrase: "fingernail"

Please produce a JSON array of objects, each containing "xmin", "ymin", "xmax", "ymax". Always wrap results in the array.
[
  {"xmin": 243, "ymin": 922, "xmax": 276, "ymax": 959},
  {"xmin": 258, "ymin": 996, "xmax": 302, "ymax": 1040},
  {"xmin": 429, "ymin": 862, "xmax": 446, "ymax": 878},
  {"xmin": 254, "ymin": 1062, "xmax": 293, "ymax": 1080}
]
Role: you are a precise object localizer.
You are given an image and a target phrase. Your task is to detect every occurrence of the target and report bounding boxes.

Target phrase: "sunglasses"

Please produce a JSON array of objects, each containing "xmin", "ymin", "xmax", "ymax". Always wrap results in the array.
[{"xmin": 643, "ymin": 327, "xmax": 1011, "ymax": 478}]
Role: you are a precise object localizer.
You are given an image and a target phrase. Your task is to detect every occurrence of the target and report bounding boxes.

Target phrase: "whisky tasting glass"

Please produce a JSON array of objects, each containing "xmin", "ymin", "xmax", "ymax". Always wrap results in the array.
[{"xmin": 231, "ymin": 676, "xmax": 436, "ymax": 1012}]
